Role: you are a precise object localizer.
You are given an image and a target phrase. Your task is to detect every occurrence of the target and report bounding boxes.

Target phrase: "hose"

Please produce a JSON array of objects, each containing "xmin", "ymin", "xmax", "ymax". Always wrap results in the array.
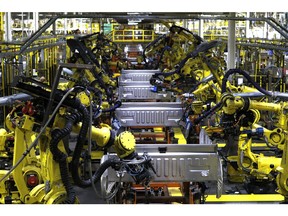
[
  {"xmin": 70, "ymin": 101, "xmax": 91, "ymax": 187},
  {"xmin": 102, "ymin": 100, "xmax": 122, "ymax": 113},
  {"xmin": 169, "ymin": 25, "xmax": 203, "ymax": 44},
  {"xmin": 0, "ymin": 87, "xmax": 79, "ymax": 184},
  {"xmin": 143, "ymin": 34, "xmax": 166, "ymax": 63},
  {"xmin": 89, "ymin": 71, "xmax": 114, "ymax": 104},
  {"xmin": 240, "ymin": 149, "xmax": 252, "ymax": 173},
  {"xmin": 155, "ymin": 45, "xmax": 172, "ymax": 69},
  {"xmin": 97, "ymin": 158, "xmax": 122, "ymax": 201},
  {"xmin": 221, "ymin": 68, "xmax": 273, "ymax": 97},
  {"xmin": 86, "ymin": 92, "xmax": 121, "ymax": 201},
  {"xmin": 50, "ymin": 113, "xmax": 82, "ymax": 204},
  {"xmin": 96, "ymin": 157, "xmax": 123, "ymax": 202},
  {"xmin": 59, "ymin": 162, "xmax": 75, "ymax": 204},
  {"xmin": 93, "ymin": 158, "xmax": 119, "ymax": 184},
  {"xmin": 70, "ymin": 90, "xmax": 118, "ymax": 187},
  {"xmin": 87, "ymin": 85, "xmax": 103, "ymax": 118},
  {"xmin": 263, "ymin": 136, "xmax": 277, "ymax": 149},
  {"xmin": 239, "ymin": 140, "xmax": 274, "ymax": 179},
  {"xmin": 87, "ymin": 92, "xmax": 99, "ymax": 197},
  {"xmin": 152, "ymin": 40, "xmax": 220, "ymax": 78},
  {"xmin": 194, "ymin": 102, "xmax": 222, "ymax": 125}
]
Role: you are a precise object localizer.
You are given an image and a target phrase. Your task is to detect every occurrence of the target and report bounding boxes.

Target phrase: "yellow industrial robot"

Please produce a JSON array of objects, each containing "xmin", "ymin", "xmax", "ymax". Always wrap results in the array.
[
  {"xmin": 143, "ymin": 25, "xmax": 203, "ymax": 70},
  {"xmin": 216, "ymin": 68, "xmax": 288, "ymax": 201},
  {"xmin": 0, "ymin": 63, "xmax": 155, "ymax": 204}
]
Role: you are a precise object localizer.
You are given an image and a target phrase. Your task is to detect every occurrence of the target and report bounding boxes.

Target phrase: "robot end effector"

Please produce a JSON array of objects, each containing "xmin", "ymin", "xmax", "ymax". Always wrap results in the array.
[{"xmin": 88, "ymin": 127, "xmax": 156, "ymax": 186}]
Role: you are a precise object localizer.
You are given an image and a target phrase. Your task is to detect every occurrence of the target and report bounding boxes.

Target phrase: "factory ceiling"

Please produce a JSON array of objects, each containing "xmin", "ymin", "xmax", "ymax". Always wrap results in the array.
[{"xmin": 10, "ymin": 12, "xmax": 230, "ymax": 24}]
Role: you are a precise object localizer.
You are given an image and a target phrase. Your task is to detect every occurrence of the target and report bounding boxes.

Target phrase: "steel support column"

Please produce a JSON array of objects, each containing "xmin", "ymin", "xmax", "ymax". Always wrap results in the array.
[
  {"xmin": 199, "ymin": 19, "xmax": 204, "ymax": 38},
  {"xmin": 264, "ymin": 12, "xmax": 268, "ymax": 38},
  {"xmin": 227, "ymin": 13, "xmax": 236, "ymax": 70},
  {"xmin": 33, "ymin": 12, "xmax": 39, "ymax": 34},
  {"xmin": 5, "ymin": 12, "xmax": 12, "ymax": 42},
  {"xmin": 246, "ymin": 12, "xmax": 250, "ymax": 38}
]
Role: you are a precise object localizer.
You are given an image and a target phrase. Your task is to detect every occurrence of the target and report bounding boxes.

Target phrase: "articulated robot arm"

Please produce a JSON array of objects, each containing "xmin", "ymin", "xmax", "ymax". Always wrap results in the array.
[
  {"xmin": 236, "ymin": 128, "xmax": 282, "ymax": 181},
  {"xmin": 219, "ymin": 84, "xmax": 288, "ymax": 200},
  {"xmin": 0, "ymin": 98, "xmax": 154, "ymax": 204},
  {"xmin": 150, "ymin": 40, "xmax": 226, "ymax": 94},
  {"xmin": 144, "ymin": 25, "xmax": 202, "ymax": 70},
  {"xmin": 0, "ymin": 62, "xmax": 155, "ymax": 204},
  {"xmin": 276, "ymin": 138, "xmax": 288, "ymax": 202},
  {"xmin": 179, "ymin": 68, "xmax": 288, "ymax": 199}
]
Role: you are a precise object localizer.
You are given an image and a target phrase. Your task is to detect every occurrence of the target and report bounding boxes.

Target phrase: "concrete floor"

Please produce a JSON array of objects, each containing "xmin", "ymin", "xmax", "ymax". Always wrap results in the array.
[{"xmin": 74, "ymin": 185, "xmax": 107, "ymax": 204}]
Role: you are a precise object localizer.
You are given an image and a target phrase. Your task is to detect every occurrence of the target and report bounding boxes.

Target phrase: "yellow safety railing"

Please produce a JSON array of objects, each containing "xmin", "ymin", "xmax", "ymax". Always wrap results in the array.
[
  {"xmin": 0, "ymin": 35, "xmax": 73, "ymax": 94},
  {"xmin": 111, "ymin": 30, "xmax": 156, "ymax": 42},
  {"xmin": 0, "ymin": 35, "xmax": 75, "ymax": 124},
  {"xmin": 0, "ymin": 12, "xmax": 3, "ymax": 41}
]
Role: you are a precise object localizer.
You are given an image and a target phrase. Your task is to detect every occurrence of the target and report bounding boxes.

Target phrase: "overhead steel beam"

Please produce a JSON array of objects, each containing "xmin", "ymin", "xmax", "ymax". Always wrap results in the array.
[
  {"xmin": 0, "ymin": 41, "xmax": 65, "ymax": 58},
  {"xmin": 5, "ymin": 13, "xmax": 288, "ymax": 58},
  {"xmin": 19, "ymin": 17, "xmax": 58, "ymax": 54},
  {"xmin": 235, "ymin": 42, "xmax": 288, "ymax": 52}
]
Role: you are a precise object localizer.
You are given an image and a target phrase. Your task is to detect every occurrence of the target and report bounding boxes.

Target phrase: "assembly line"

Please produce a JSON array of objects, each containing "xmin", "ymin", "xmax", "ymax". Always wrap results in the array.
[{"xmin": 0, "ymin": 12, "xmax": 288, "ymax": 204}]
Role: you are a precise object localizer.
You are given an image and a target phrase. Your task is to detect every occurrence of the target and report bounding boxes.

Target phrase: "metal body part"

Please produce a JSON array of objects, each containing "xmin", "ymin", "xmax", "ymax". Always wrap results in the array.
[
  {"xmin": 118, "ymin": 69, "xmax": 172, "ymax": 101},
  {"xmin": 101, "ymin": 143, "xmax": 223, "ymax": 199},
  {"xmin": 118, "ymin": 83, "xmax": 172, "ymax": 101},
  {"xmin": 119, "ymin": 69, "xmax": 161, "ymax": 82},
  {"xmin": 115, "ymin": 102, "xmax": 184, "ymax": 127}
]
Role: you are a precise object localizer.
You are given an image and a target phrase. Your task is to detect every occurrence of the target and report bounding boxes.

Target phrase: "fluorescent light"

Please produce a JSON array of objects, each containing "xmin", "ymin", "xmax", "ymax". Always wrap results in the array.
[
  {"xmin": 128, "ymin": 22, "xmax": 138, "ymax": 25},
  {"xmin": 128, "ymin": 18, "xmax": 142, "ymax": 23},
  {"xmin": 127, "ymin": 12, "xmax": 140, "ymax": 15}
]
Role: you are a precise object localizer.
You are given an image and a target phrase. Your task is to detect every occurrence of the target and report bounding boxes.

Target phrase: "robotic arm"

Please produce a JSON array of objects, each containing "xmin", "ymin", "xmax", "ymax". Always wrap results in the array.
[
  {"xmin": 144, "ymin": 25, "xmax": 202, "ymax": 70},
  {"xmin": 219, "ymin": 86, "xmax": 288, "ymax": 198},
  {"xmin": 0, "ymin": 61, "xmax": 155, "ymax": 204},
  {"xmin": 276, "ymin": 139, "xmax": 288, "ymax": 202},
  {"xmin": 150, "ymin": 40, "xmax": 225, "ymax": 94}
]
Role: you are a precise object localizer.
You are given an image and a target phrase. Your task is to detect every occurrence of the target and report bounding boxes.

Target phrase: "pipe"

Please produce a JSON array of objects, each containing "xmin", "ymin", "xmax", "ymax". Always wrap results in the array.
[
  {"xmin": 200, "ymin": 74, "xmax": 214, "ymax": 83},
  {"xmin": 221, "ymin": 68, "xmax": 272, "ymax": 97},
  {"xmin": 0, "ymin": 93, "xmax": 32, "ymax": 106},
  {"xmin": 233, "ymin": 91, "xmax": 288, "ymax": 100},
  {"xmin": 227, "ymin": 13, "xmax": 236, "ymax": 70},
  {"xmin": 62, "ymin": 67, "xmax": 74, "ymax": 75},
  {"xmin": 194, "ymin": 102, "xmax": 222, "ymax": 125}
]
